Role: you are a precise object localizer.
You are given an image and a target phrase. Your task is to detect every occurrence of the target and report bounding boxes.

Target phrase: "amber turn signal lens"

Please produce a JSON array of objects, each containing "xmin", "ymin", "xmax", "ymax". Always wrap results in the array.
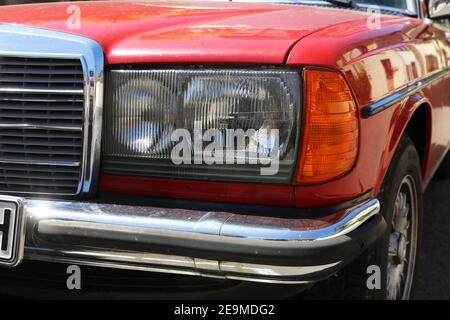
[{"xmin": 296, "ymin": 69, "xmax": 359, "ymax": 184}]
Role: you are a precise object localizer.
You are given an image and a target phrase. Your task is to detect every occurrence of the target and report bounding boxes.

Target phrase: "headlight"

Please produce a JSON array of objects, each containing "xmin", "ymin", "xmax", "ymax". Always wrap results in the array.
[{"xmin": 103, "ymin": 69, "xmax": 300, "ymax": 183}]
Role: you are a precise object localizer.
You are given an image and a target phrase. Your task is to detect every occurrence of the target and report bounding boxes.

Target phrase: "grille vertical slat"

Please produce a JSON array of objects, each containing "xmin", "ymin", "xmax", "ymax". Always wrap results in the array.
[{"xmin": 0, "ymin": 56, "xmax": 84, "ymax": 194}]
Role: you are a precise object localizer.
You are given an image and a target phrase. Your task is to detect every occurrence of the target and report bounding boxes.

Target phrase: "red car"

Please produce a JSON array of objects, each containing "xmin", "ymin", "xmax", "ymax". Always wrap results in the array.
[{"xmin": 0, "ymin": 0, "xmax": 449, "ymax": 300}]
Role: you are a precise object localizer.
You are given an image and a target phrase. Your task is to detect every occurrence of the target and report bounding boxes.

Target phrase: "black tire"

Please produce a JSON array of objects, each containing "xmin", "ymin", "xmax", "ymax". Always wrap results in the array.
[{"xmin": 301, "ymin": 135, "xmax": 423, "ymax": 299}]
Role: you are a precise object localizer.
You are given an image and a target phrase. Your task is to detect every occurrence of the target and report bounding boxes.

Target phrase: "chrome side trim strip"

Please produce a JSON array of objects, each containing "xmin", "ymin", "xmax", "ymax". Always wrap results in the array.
[
  {"xmin": 362, "ymin": 68, "xmax": 450, "ymax": 118},
  {"xmin": 17, "ymin": 198, "xmax": 380, "ymax": 283},
  {"xmin": 0, "ymin": 24, "xmax": 104, "ymax": 196}
]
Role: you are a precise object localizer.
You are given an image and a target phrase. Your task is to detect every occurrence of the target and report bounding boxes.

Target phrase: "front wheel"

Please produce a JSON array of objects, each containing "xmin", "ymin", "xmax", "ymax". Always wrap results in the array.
[
  {"xmin": 385, "ymin": 172, "xmax": 420, "ymax": 299},
  {"xmin": 303, "ymin": 135, "xmax": 422, "ymax": 299},
  {"xmin": 353, "ymin": 135, "xmax": 422, "ymax": 299}
]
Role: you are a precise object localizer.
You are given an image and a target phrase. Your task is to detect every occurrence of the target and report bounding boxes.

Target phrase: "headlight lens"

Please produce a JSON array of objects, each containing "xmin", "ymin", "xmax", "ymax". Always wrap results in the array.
[{"xmin": 103, "ymin": 69, "xmax": 300, "ymax": 183}]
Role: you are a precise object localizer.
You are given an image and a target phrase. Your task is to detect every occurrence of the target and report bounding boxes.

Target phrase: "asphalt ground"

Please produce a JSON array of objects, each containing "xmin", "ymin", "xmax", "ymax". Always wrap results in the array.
[{"xmin": 413, "ymin": 176, "xmax": 450, "ymax": 299}]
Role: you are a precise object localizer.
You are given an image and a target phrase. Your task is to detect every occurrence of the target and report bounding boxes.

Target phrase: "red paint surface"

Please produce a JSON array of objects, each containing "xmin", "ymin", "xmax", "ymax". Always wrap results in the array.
[
  {"xmin": 2, "ymin": 1, "xmax": 450, "ymax": 207},
  {"xmin": 100, "ymin": 175, "xmax": 296, "ymax": 207},
  {"xmin": 0, "ymin": 1, "xmax": 372, "ymax": 64}
]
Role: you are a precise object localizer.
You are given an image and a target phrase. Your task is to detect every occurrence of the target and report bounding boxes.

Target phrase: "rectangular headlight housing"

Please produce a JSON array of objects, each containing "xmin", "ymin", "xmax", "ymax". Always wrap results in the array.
[{"xmin": 103, "ymin": 69, "xmax": 300, "ymax": 183}]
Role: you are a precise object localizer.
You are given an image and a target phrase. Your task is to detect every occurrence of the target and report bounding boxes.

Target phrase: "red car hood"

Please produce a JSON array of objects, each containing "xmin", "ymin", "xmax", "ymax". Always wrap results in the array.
[{"xmin": 0, "ymin": 0, "xmax": 373, "ymax": 64}]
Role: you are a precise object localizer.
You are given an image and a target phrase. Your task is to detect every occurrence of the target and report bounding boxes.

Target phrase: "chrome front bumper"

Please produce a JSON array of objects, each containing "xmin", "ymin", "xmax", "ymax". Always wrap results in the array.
[{"xmin": 13, "ymin": 197, "xmax": 384, "ymax": 284}]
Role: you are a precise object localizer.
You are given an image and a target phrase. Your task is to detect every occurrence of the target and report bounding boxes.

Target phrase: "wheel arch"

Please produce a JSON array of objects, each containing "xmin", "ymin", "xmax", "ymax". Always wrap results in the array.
[
  {"xmin": 384, "ymin": 94, "xmax": 432, "ymax": 190},
  {"xmin": 404, "ymin": 101, "xmax": 432, "ymax": 179}
]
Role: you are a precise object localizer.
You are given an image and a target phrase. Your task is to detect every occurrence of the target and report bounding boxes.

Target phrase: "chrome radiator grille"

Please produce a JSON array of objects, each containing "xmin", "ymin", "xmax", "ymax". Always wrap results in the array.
[{"xmin": 0, "ymin": 57, "xmax": 85, "ymax": 194}]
